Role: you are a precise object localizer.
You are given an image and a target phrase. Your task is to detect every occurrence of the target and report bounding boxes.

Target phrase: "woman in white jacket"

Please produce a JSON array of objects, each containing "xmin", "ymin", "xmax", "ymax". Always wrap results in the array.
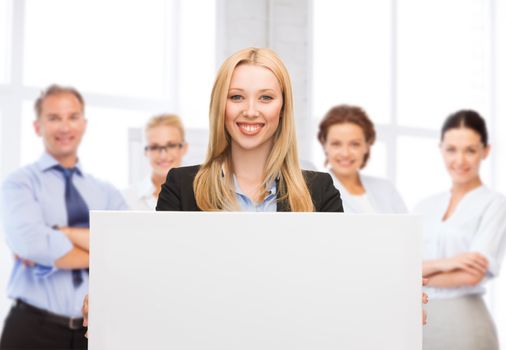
[{"xmin": 317, "ymin": 104, "xmax": 406, "ymax": 214}]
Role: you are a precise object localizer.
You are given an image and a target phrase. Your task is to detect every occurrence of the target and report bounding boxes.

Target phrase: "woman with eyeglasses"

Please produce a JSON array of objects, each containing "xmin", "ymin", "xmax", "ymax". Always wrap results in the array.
[
  {"xmin": 418, "ymin": 110, "xmax": 506, "ymax": 350},
  {"xmin": 122, "ymin": 114, "xmax": 188, "ymax": 210}
]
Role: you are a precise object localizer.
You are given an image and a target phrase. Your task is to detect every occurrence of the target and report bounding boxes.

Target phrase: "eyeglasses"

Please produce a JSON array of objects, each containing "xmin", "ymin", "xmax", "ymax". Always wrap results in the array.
[{"xmin": 144, "ymin": 142, "xmax": 184, "ymax": 153}]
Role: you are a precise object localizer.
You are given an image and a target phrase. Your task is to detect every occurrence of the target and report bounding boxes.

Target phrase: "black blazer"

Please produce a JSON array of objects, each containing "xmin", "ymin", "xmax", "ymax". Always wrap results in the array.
[{"xmin": 156, "ymin": 165, "xmax": 343, "ymax": 212}]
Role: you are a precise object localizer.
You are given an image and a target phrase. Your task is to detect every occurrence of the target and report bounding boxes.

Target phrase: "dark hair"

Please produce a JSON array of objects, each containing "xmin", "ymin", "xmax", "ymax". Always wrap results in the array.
[
  {"xmin": 317, "ymin": 104, "xmax": 376, "ymax": 168},
  {"xmin": 441, "ymin": 110, "xmax": 488, "ymax": 146},
  {"xmin": 34, "ymin": 84, "xmax": 85, "ymax": 119}
]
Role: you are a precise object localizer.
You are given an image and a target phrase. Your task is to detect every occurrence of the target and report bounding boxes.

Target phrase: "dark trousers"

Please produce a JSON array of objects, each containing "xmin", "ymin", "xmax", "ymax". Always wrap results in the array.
[{"xmin": 0, "ymin": 303, "xmax": 87, "ymax": 350}]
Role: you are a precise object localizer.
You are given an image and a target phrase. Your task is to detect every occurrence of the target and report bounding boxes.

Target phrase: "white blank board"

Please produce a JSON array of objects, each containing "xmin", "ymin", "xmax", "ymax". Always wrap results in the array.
[{"xmin": 89, "ymin": 212, "xmax": 422, "ymax": 350}]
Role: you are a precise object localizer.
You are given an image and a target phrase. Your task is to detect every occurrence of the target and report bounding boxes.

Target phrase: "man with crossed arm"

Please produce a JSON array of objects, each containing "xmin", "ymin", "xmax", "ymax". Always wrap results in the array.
[{"xmin": 0, "ymin": 85, "xmax": 127, "ymax": 349}]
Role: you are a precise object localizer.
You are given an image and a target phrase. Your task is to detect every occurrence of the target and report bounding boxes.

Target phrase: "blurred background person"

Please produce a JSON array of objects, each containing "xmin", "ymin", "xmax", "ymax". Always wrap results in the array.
[
  {"xmin": 317, "ymin": 105, "xmax": 406, "ymax": 213},
  {"xmin": 123, "ymin": 114, "xmax": 188, "ymax": 210},
  {"xmin": 0, "ymin": 85, "xmax": 127, "ymax": 349},
  {"xmin": 418, "ymin": 110, "xmax": 506, "ymax": 350}
]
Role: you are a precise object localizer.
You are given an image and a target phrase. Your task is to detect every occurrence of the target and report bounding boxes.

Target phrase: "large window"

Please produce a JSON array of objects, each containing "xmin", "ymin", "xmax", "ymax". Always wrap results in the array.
[
  {"xmin": 397, "ymin": 0, "xmax": 491, "ymax": 128},
  {"xmin": 313, "ymin": 0, "xmax": 504, "ymax": 343},
  {"xmin": 0, "ymin": 0, "xmax": 10, "ymax": 83},
  {"xmin": 313, "ymin": 0, "xmax": 496, "ymax": 208},
  {"xmin": 24, "ymin": 0, "xmax": 170, "ymax": 98},
  {"xmin": 497, "ymin": 0, "xmax": 506, "ymax": 194},
  {"xmin": 312, "ymin": 0, "xmax": 393, "ymax": 182},
  {"xmin": 313, "ymin": 0, "xmax": 392, "ymax": 125},
  {"xmin": 12, "ymin": 0, "xmax": 216, "ymax": 187}
]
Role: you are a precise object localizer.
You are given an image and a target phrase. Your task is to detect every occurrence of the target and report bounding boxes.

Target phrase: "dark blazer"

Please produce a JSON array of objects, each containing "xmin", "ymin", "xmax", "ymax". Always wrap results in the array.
[{"xmin": 156, "ymin": 165, "xmax": 343, "ymax": 212}]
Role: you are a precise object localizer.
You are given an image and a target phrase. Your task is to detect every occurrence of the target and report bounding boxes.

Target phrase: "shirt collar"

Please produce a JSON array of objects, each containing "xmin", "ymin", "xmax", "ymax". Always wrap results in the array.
[
  {"xmin": 223, "ymin": 164, "xmax": 278, "ymax": 197},
  {"xmin": 232, "ymin": 175, "xmax": 277, "ymax": 198},
  {"xmin": 37, "ymin": 152, "xmax": 84, "ymax": 176}
]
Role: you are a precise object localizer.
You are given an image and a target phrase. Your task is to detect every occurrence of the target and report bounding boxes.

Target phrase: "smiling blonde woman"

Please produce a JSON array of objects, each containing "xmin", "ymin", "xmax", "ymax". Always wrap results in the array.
[{"xmin": 156, "ymin": 47, "xmax": 343, "ymax": 213}]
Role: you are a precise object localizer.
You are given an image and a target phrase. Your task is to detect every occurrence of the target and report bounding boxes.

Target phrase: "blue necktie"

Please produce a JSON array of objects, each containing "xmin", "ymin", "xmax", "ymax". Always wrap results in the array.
[{"xmin": 54, "ymin": 165, "xmax": 89, "ymax": 288}]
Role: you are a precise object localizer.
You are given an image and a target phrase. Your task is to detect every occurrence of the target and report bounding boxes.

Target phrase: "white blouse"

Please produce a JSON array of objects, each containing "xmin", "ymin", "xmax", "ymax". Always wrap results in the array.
[
  {"xmin": 122, "ymin": 177, "xmax": 157, "ymax": 211},
  {"xmin": 414, "ymin": 186, "xmax": 506, "ymax": 299},
  {"xmin": 329, "ymin": 172, "xmax": 407, "ymax": 214},
  {"xmin": 350, "ymin": 194, "xmax": 376, "ymax": 213}
]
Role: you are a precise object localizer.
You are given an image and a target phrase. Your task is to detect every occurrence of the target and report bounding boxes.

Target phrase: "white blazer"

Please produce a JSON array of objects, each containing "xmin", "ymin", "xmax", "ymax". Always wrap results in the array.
[{"xmin": 329, "ymin": 171, "xmax": 407, "ymax": 214}]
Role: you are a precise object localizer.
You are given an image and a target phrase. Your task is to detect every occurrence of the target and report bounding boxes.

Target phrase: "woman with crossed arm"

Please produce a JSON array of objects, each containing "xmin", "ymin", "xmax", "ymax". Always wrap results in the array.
[{"xmin": 417, "ymin": 110, "xmax": 506, "ymax": 350}]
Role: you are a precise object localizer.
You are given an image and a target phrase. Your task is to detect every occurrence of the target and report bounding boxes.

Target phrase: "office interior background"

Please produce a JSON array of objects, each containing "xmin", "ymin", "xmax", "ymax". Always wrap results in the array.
[{"xmin": 1, "ymin": 0, "xmax": 506, "ymax": 343}]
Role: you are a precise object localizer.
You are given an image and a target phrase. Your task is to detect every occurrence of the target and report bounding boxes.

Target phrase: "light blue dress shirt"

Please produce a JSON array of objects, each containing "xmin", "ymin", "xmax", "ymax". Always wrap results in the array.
[
  {"xmin": 233, "ymin": 176, "xmax": 277, "ymax": 212},
  {"xmin": 1, "ymin": 152, "xmax": 127, "ymax": 317}
]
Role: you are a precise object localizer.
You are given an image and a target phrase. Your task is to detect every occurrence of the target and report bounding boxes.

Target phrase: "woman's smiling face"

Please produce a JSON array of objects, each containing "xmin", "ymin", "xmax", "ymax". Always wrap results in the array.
[
  {"xmin": 324, "ymin": 122, "xmax": 369, "ymax": 178},
  {"xmin": 440, "ymin": 127, "xmax": 489, "ymax": 186},
  {"xmin": 225, "ymin": 64, "xmax": 283, "ymax": 154}
]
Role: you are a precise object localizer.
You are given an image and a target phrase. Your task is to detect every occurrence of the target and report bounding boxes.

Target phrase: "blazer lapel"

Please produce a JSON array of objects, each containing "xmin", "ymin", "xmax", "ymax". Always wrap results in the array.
[
  {"xmin": 275, "ymin": 177, "xmax": 290, "ymax": 212},
  {"xmin": 277, "ymin": 197, "xmax": 290, "ymax": 212}
]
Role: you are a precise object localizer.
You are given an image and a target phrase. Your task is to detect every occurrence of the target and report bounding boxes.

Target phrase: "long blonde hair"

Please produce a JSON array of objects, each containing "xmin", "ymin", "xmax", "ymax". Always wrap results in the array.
[{"xmin": 194, "ymin": 48, "xmax": 314, "ymax": 211}]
